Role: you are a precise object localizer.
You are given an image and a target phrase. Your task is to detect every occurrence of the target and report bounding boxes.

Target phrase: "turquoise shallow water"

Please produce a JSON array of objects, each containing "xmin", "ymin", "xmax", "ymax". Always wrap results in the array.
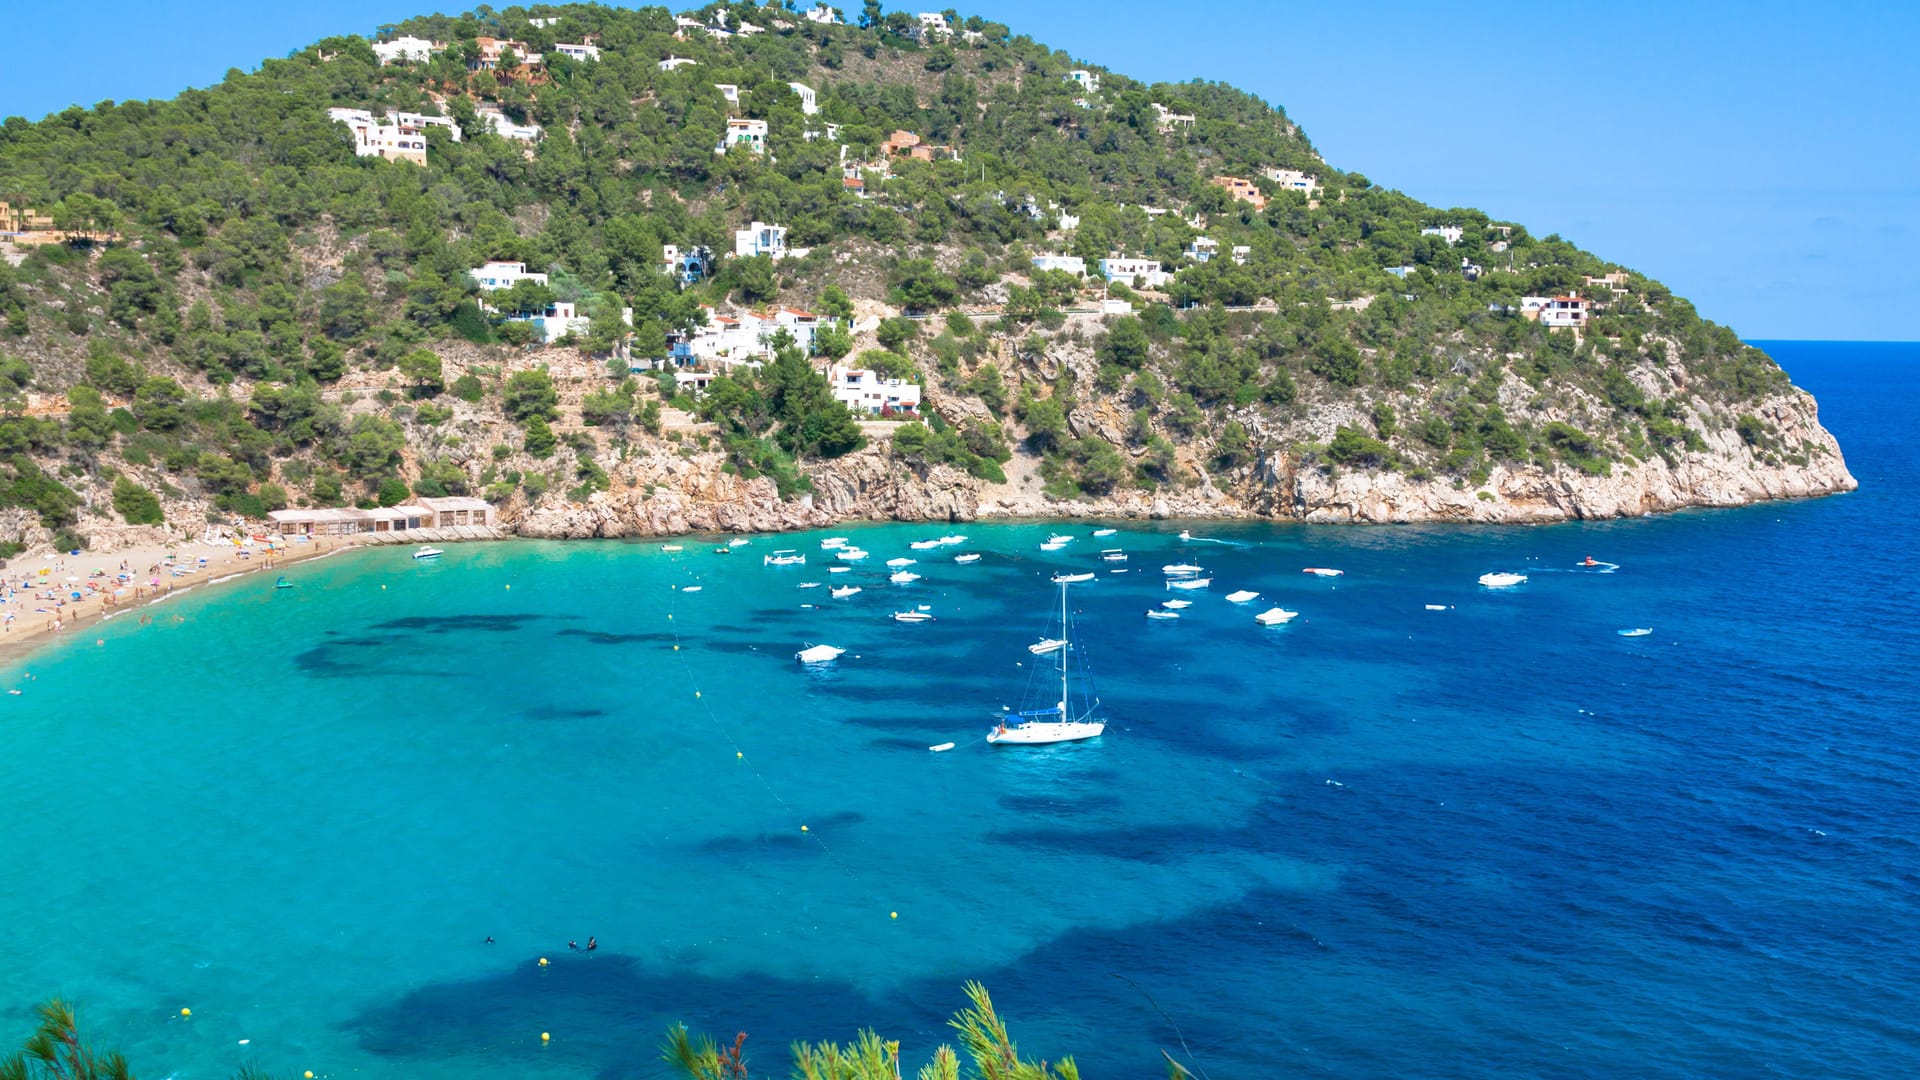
[{"xmin": 2, "ymin": 341, "xmax": 1917, "ymax": 1079}]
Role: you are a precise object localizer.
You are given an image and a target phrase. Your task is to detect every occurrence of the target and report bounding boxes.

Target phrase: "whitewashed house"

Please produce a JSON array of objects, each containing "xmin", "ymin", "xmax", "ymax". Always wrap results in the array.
[
  {"xmin": 1099, "ymin": 256, "xmax": 1170, "ymax": 288},
  {"xmin": 911, "ymin": 12, "xmax": 951, "ymax": 39},
  {"xmin": 329, "ymin": 108, "xmax": 460, "ymax": 165},
  {"xmin": 553, "ymin": 40, "xmax": 601, "ymax": 61},
  {"xmin": 1263, "ymin": 167, "xmax": 1317, "ymax": 194},
  {"xmin": 803, "ymin": 3, "xmax": 841, "ymax": 23},
  {"xmin": 788, "ymin": 82, "xmax": 819, "ymax": 115},
  {"xmin": 1184, "ymin": 237, "xmax": 1220, "ymax": 262},
  {"xmin": 371, "ymin": 36, "xmax": 442, "ymax": 65},
  {"xmin": 475, "ymin": 107, "xmax": 541, "ymax": 142},
  {"xmin": 715, "ymin": 83, "xmax": 741, "ymax": 107},
  {"xmin": 828, "ymin": 363, "xmax": 921, "ymax": 416},
  {"xmin": 1536, "ymin": 294, "xmax": 1591, "ymax": 330},
  {"xmin": 1151, "ymin": 103, "xmax": 1196, "ymax": 130},
  {"xmin": 528, "ymin": 16, "xmax": 560, "ymax": 28},
  {"xmin": 1231, "ymin": 245, "xmax": 1252, "ymax": 265},
  {"xmin": 659, "ymin": 56, "xmax": 698, "ymax": 71},
  {"xmin": 663, "ymin": 244, "xmax": 713, "ymax": 285},
  {"xmin": 469, "ymin": 260, "xmax": 547, "ymax": 291},
  {"xmin": 1067, "ymin": 69, "xmax": 1099, "ymax": 93},
  {"xmin": 1421, "ymin": 225, "xmax": 1465, "ymax": 245},
  {"xmin": 733, "ymin": 221, "xmax": 788, "ymax": 259},
  {"xmin": 1031, "ymin": 254, "xmax": 1086, "ymax": 275},
  {"xmin": 715, "ymin": 117, "xmax": 768, "ymax": 155}
]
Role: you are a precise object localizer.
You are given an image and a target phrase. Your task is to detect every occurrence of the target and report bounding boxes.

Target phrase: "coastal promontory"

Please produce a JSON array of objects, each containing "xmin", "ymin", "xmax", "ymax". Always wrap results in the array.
[{"xmin": 0, "ymin": 3, "xmax": 1854, "ymax": 552}]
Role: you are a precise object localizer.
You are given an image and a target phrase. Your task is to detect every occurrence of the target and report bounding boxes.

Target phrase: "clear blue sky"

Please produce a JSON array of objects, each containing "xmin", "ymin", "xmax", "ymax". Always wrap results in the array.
[{"xmin": 1, "ymin": 0, "xmax": 1913, "ymax": 341}]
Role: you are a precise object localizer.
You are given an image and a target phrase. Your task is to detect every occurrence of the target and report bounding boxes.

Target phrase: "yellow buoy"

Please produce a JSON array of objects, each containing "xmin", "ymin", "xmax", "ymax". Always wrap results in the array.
[
  {"xmin": 180, "ymin": 1008, "xmax": 191, "ymax": 1018},
  {"xmin": 541, "ymin": 1032, "xmax": 551, "ymax": 1043},
  {"xmin": 506, "ymin": 584, "xmax": 511, "ymax": 589},
  {"xmin": 305, "ymin": 1072, "xmax": 315, "ymax": 1079},
  {"xmin": 380, "ymin": 584, "xmax": 386, "ymax": 590},
  {"xmin": 890, "ymin": 911, "xmax": 898, "ymax": 920},
  {"xmin": 538, "ymin": 957, "xmax": 549, "ymax": 967},
  {"xmin": 800, "ymin": 825, "xmax": 809, "ymax": 832},
  {"xmin": 673, "ymin": 644, "xmax": 679, "ymax": 651},
  {"xmin": 694, "ymin": 690, "xmax": 701, "ymax": 698},
  {"xmin": 736, "ymin": 751, "xmax": 743, "ymax": 759}
]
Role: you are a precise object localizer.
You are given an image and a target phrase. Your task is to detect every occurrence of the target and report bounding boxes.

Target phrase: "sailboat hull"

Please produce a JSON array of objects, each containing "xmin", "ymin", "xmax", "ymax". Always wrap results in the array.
[{"xmin": 987, "ymin": 720, "xmax": 1106, "ymax": 745}]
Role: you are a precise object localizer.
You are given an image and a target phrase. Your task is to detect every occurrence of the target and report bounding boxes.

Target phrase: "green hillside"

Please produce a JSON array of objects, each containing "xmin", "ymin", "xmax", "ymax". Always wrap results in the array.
[{"xmin": 0, "ymin": 1, "xmax": 1823, "ymax": 546}]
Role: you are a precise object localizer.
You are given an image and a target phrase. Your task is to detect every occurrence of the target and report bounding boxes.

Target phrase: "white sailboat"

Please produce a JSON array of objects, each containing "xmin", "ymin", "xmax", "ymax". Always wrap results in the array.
[
  {"xmin": 989, "ymin": 580, "xmax": 1107, "ymax": 746},
  {"xmin": 1162, "ymin": 563, "xmax": 1204, "ymax": 575},
  {"xmin": 1091, "ymin": 528, "xmax": 1118, "ymax": 537},
  {"xmin": 892, "ymin": 610, "xmax": 935, "ymax": 622},
  {"xmin": 820, "ymin": 537, "xmax": 848, "ymax": 550},
  {"xmin": 764, "ymin": 550, "xmax": 806, "ymax": 566},
  {"xmin": 1101, "ymin": 549, "xmax": 1128, "ymax": 562},
  {"xmin": 1051, "ymin": 571, "xmax": 1095, "ymax": 583},
  {"xmin": 1166, "ymin": 577, "xmax": 1212, "ymax": 590}
]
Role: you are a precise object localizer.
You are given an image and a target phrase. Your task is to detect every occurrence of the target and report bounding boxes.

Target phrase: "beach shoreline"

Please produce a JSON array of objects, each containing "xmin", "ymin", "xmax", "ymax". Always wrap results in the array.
[{"xmin": 0, "ymin": 535, "xmax": 377, "ymax": 672}]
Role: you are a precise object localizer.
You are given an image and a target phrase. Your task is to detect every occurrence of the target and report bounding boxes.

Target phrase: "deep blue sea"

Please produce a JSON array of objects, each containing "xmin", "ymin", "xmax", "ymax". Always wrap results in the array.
[{"xmin": 2, "ymin": 340, "xmax": 1915, "ymax": 1079}]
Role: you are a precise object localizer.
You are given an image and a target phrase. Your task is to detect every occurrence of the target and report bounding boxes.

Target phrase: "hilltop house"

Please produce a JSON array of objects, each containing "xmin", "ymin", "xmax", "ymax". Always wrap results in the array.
[
  {"xmin": 716, "ymin": 117, "xmax": 768, "ymax": 155},
  {"xmin": 1584, "ymin": 270, "xmax": 1630, "ymax": 293},
  {"xmin": 733, "ymin": 221, "xmax": 789, "ymax": 260},
  {"xmin": 1534, "ymin": 294, "xmax": 1591, "ymax": 330},
  {"xmin": 1211, "ymin": 175, "xmax": 1267, "ymax": 211},
  {"xmin": 667, "ymin": 306, "xmax": 836, "ymax": 367},
  {"xmin": 1099, "ymin": 255, "xmax": 1170, "ymax": 288},
  {"xmin": 659, "ymin": 56, "xmax": 698, "ymax": 71},
  {"xmin": 328, "ymin": 108, "xmax": 461, "ymax": 165},
  {"xmin": 1067, "ymin": 69, "xmax": 1099, "ymax": 93},
  {"xmin": 0, "ymin": 201, "xmax": 55, "ymax": 235},
  {"xmin": 475, "ymin": 107, "xmax": 541, "ymax": 142},
  {"xmin": 1184, "ymin": 236, "xmax": 1220, "ymax": 263},
  {"xmin": 714, "ymin": 83, "xmax": 740, "ymax": 107},
  {"xmin": 804, "ymin": 3, "xmax": 841, "ymax": 23},
  {"xmin": 788, "ymin": 82, "xmax": 818, "ymax": 115},
  {"xmin": 908, "ymin": 12, "xmax": 950, "ymax": 40},
  {"xmin": 1031, "ymin": 254, "xmax": 1086, "ymax": 275},
  {"xmin": 552, "ymin": 40, "xmax": 600, "ymax": 62},
  {"xmin": 1421, "ymin": 225, "xmax": 1465, "ymax": 245},
  {"xmin": 828, "ymin": 362, "xmax": 921, "ymax": 416},
  {"xmin": 1231, "ymin": 245, "xmax": 1251, "ymax": 265},
  {"xmin": 1263, "ymin": 167, "xmax": 1317, "ymax": 195},
  {"xmin": 371, "ymin": 35, "xmax": 443, "ymax": 65},
  {"xmin": 883, "ymin": 130, "xmax": 960, "ymax": 163},
  {"xmin": 663, "ymin": 244, "xmax": 712, "ymax": 285}
]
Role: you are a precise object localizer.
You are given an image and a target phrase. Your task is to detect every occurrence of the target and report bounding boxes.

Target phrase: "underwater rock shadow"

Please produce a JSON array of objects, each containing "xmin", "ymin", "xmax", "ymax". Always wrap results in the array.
[
  {"xmin": 371, "ymin": 613, "xmax": 562, "ymax": 632},
  {"xmin": 557, "ymin": 628, "xmax": 675, "ymax": 646},
  {"xmin": 692, "ymin": 810, "xmax": 867, "ymax": 858}
]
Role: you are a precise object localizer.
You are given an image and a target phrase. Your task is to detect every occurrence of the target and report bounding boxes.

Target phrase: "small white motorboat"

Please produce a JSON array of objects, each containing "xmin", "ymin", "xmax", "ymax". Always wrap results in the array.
[
  {"xmin": 937, "ymin": 534, "xmax": 968, "ymax": 545},
  {"xmin": 1101, "ymin": 549, "xmax": 1128, "ymax": 562},
  {"xmin": 1618, "ymin": 627, "xmax": 1653, "ymax": 637},
  {"xmin": 1039, "ymin": 541, "xmax": 1068, "ymax": 552},
  {"xmin": 837, "ymin": 548, "xmax": 869, "ymax": 561},
  {"xmin": 910, "ymin": 539, "xmax": 944, "ymax": 550},
  {"xmin": 1166, "ymin": 577, "xmax": 1212, "ymax": 590},
  {"xmin": 1161, "ymin": 599, "xmax": 1192, "ymax": 609},
  {"xmin": 728, "ymin": 537, "xmax": 750, "ymax": 547},
  {"xmin": 929, "ymin": 742, "xmax": 956, "ymax": 752},
  {"xmin": 412, "ymin": 546, "xmax": 445, "ymax": 560},
  {"xmin": 831, "ymin": 585, "xmax": 862, "ymax": 599},
  {"xmin": 1255, "ymin": 607, "xmax": 1298, "ymax": 625},
  {"xmin": 1224, "ymin": 590, "xmax": 1259, "ymax": 603},
  {"xmin": 681, "ymin": 586, "xmax": 703, "ymax": 593},
  {"xmin": 1146, "ymin": 609, "xmax": 1180, "ymax": 620},
  {"xmin": 1424, "ymin": 603, "xmax": 1451, "ymax": 611},
  {"xmin": 886, "ymin": 557, "xmax": 917, "ymax": 568},
  {"xmin": 1027, "ymin": 638, "xmax": 1067, "ymax": 655},
  {"xmin": 1091, "ymin": 528, "xmax": 1118, "ymax": 537},
  {"xmin": 764, "ymin": 550, "xmax": 806, "ymax": 566},
  {"xmin": 795, "ymin": 643, "xmax": 845, "ymax": 664},
  {"xmin": 661, "ymin": 544, "xmax": 683, "ymax": 552},
  {"xmin": 1163, "ymin": 563, "xmax": 1204, "ymax": 575},
  {"xmin": 798, "ymin": 582, "xmax": 822, "ymax": 590},
  {"xmin": 1478, "ymin": 572, "xmax": 1528, "ymax": 588},
  {"xmin": 890, "ymin": 571, "xmax": 921, "ymax": 584},
  {"xmin": 893, "ymin": 611, "xmax": 935, "ymax": 622},
  {"xmin": 1051, "ymin": 572, "xmax": 1095, "ymax": 583},
  {"xmin": 829, "ymin": 566, "xmax": 852, "ymax": 574},
  {"xmin": 953, "ymin": 553, "xmax": 981, "ymax": 564},
  {"xmin": 820, "ymin": 537, "xmax": 848, "ymax": 550},
  {"xmin": 1302, "ymin": 567, "xmax": 1344, "ymax": 578},
  {"xmin": 1046, "ymin": 533, "xmax": 1075, "ymax": 545}
]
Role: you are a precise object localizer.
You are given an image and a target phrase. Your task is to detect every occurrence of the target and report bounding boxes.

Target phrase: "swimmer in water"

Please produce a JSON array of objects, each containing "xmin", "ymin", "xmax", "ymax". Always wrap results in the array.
[
  {"xmin": 586, "ymin": 937, "xmax": 596, "ymax": 951},
  {"xmin": 485, "ymin": 936, "xmax": 495, "ymax": 944},
  {"xmin": 568, "ymin": 940, "xmax": 578, "ymax": 951}
]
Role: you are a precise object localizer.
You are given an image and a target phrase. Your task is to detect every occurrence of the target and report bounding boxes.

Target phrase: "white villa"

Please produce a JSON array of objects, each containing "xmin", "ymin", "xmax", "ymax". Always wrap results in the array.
[
  {"xmin": 1151, "ymin": 103, "xmax": 1196, "ymax": 130},
  {"xmin": 1532, "ymin": 294, "xmax": 1591, "ymax": 330},
  {"xmin": 663, "ymin": 244, "xmax": 712, "ymax": 285},
  {"xmin": 371, "ymin": 36, "xmax": 443, "ymax": 65},
  {"xmin": 734, "ymin": 221, "xmax": 789, "ymax": 259},
  {"xmin": 788, "ymin": 82, "xmax": 819, "ymax": 115},
  {"xmin": 1099, "ymin": 256, "xmax": 1171, "ymax": 288},
  {"xmin": 659, "ymin": 56, "xmax": 699, "ymax": 71},
  {"xmin": 804, "ymin": 3, "xmax": 841, "ymax": 23},
  {"xmin": 476, "ymin": 107, "xmax": 541, "ymax": 142},
  {"xmin": 553, "ymin": 40, "xmax": 601, "ymax": 61},
  {"xmin": 715, "ymin": 83, "xmax": 741, "ymax": 107},
  {"xmin": 716, "ymin": 117, "xmax": 768, "ymax": 155},
  {"xmin": 1185, "ymin": 237, "xmax": 1220, "ymax": 262},
  {"xmin": 911, "ymin": 12, "xmax": 951, "ymax": 39},
  {"xmin": 1031, "ymin": 254, "xmax": 1086, "ymax": 276},
  {"xmin": 1263, "ymin": 167, "xmax": 1318, "ymax": 194},
  {"xmin": 667, "ymin": 306, "xmax": 836, "ymax": 366},
  {"xmin": 328, "ymin": 108, "xmax": 461, "ymax": 165},
  {"xmin": 1422, "ymin": 225, "xmax": 1465, "ymax": 245},
  {"xmin": 1231, "ymin": 245, "xmax": 1251, "ymax": 265},
  {"xmin": 1068, "ymin": 69, "xmax": 1099, "ymax": 93},
  {"xmin": 468, "ymin": 260, "xmax": 546, "ymax": 291},
  {"xmin": 828, "ymin": 362, "xmax": 921, "ymax": 416}
]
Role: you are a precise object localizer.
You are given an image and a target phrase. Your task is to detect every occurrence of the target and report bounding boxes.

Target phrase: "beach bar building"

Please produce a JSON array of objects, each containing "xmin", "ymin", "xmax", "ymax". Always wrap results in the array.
[
  {"xmin": 266, "ymin": 497, "xmax": 494, "ymax": 537},
  {"xmin": 417, "ymin": 496, "xmax": 496, "ymax": 527}
]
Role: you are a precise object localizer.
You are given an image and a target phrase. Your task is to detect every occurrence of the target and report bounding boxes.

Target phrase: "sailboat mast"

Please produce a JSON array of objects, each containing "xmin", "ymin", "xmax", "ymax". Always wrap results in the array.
[{"xmin": 1059, "ymin": 579, "xmax": 1070, "ymax": 713}]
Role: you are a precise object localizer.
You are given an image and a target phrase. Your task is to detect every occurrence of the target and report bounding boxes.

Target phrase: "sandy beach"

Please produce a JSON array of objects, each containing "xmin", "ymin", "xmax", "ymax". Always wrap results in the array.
[{"xmin": 0, "ymin": 533, "xmax": 368, "ymax": 669}]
